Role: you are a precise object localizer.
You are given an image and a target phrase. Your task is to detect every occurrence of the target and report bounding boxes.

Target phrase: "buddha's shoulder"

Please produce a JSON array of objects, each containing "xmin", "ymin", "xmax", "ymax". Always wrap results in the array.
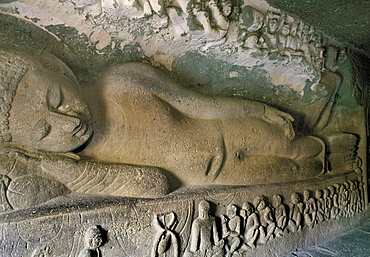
[{"xmin": 99, "ymin": 62, "xmax": 173, "ymax": 92}]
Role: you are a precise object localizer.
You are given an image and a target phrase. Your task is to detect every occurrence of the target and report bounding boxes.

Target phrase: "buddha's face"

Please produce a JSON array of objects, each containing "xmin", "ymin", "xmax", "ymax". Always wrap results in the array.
[{"xmin": 9, "ymin": 69, "xmax": 93, "ymax": 152}]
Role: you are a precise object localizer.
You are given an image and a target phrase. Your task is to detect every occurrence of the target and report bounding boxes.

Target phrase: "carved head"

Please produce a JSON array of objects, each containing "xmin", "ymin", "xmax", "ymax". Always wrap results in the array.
[
  {"xmin": 253, "ymin": 196, "xmax": 266, "ymax": 211},
  {"xmin": 333, "ymin": 183, "xmax": 341, "ymax": 192},
  {"xmin": 227, "ymin": 204, "xmax": 237, "ymax": 217},
  {"xmin": 323, "ymin": 188, "xmax": 329, "ymax": 199},
  {"xmin": 272, "ymin": 194, "xmax": 282, "ymax": 207},
  {"xmin": 198, "ymin": 200, "xmax": 210, "ymax": 218},
  {"xmin": 337, "ymin": 48, "xmax": 347, "ymax": 64},
  {"xmin": 1, "ymin": 47, "xmax": 93, "ymax": 152},
  {"xmin": 244, "ymin": 34, "xmax": 259, "ymax": 48},
  {"xmin": 315, "ymin": 189, "xmax": 322, "ymax": 199},
  {"xmin": 290, "ymin": 21, "xmax": 299, "ymax": 36},
  {"xmin": 343, "ymin": 181, "xmax": 350, "ymax": 189},
  {"xmin": 303, "ymin": 190, "xmax": 310, "ymax": 201},
  {"xmin": 290, "ymin": 192, "xmax": 300, "ymax": 204},
  {"xmin": 328, "ymin": 186, "xmax": 335, "ymax": 196},
  {"xmin": 267, "ymin": 18, "xmax": 278, "ymax": 33},
  {"xmin": 221, "ymin": 0, "xmax": 233, "ymax": 17},
  {"xmin": 339, "ymin": 184, "xmax": 345, "ymax": 193},
  {"xmin": 348, "ymin": 180, "xmax": 355, "ymax": 190},
  {"xmin": 281, "ymin": 23, "xmax": 290, "ymax": 36},
  {"xmin": 242, "ymin": 202, "xmax": 254, "ymax": 215},
  {"xmin": 84, "ymin": 226, "xmax": 103, "ymax": 249}
]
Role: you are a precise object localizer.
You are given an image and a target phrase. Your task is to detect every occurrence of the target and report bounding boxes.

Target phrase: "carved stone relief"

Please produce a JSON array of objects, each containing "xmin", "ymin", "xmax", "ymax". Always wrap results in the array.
[
  {"xmin": 0, "ymin": 0, "xmax": 368, "ymax": 255},
  {"xmin": 0, "ymin": 175, "xmax": 365, "ymax": 256}
]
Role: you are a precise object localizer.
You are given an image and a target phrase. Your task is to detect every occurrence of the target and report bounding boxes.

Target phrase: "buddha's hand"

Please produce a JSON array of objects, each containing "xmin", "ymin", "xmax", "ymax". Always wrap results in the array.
[
  {"xmin": 0, "ymin": 145, "xmax": 80, "ymax": 170},
  {"xmin": 262, "ymin": 104, "xmax": 295, "ymax": 140},
  {"xmin": 0, "ymin": 145, "xmax": 43, "ymax": 165}
]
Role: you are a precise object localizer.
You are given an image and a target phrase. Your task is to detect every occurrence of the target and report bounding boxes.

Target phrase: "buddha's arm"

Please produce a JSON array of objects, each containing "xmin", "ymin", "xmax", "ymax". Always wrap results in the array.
[
  {"xmin": 40, "ymin": 157, "xmax": 169, "ymax": 198},
  {"xmin": 103, "ymin": 62, "xmax": 294, "ymax": 128},
  {"xmin": 4, "ymin": 148, "xmax": 169, "ymax": 198}
]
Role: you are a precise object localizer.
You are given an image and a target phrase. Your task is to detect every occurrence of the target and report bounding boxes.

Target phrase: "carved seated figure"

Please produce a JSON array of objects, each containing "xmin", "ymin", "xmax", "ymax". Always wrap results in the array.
[
  {"xmin": 221, "ymin": 204, "xmax": 242, "ymax": 256},
  {"xmin": 0, "ymin": 47, "xmax": 356, "ymax": 208}
]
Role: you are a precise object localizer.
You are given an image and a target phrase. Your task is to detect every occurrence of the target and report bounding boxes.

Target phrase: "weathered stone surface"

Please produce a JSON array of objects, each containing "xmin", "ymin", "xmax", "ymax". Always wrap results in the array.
[{"xmin": 0, "ymin": 0, "xmax": 368, "ymax": 256}]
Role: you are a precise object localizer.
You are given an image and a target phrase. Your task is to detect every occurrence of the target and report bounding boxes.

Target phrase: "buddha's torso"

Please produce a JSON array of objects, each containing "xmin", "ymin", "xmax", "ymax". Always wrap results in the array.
[{"xmin": 80, "ymin": 83, "xmax": 225, "ymax": 185}]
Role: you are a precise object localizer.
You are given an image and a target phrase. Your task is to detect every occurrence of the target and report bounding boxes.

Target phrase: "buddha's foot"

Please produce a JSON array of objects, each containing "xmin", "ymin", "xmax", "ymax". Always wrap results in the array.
[{"xmin": 324, "ymin": 132, "xmax": 359, "ymax": 172}]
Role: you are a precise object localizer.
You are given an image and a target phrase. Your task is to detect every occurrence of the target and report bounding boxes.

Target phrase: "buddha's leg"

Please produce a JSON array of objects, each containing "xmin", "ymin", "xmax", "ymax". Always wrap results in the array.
[
  {"xmin": 287, "ymin": 135, "xmax": 324, "ymax": 159},
  {"xmin": 221, "ymin": 117, "xmax": 323, "ymax": 160},
  {"xmin": 216, "ymin": 155, "xmax": 323, "ymax": 185}
]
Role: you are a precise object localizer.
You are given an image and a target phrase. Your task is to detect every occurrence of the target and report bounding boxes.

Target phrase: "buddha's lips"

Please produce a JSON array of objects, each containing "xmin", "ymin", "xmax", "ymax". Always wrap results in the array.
[{"xmin": 73, "ymin": 123, "xmax": 88, "ymax": 137}]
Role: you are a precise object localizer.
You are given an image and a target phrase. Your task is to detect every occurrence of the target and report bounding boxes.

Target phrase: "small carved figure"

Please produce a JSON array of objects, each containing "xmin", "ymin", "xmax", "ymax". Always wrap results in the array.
[
  {"xmin": 167, "ymin": 6, "xmax": 190, "ymax": 36},
  {"xmin": 303, "ymin": 190, "xmax": 317, "ymax": 229},
  {"xmin": 327, "ymin": 185, "xmax": 339, "ymax": 219},
  {"xmin": 262, "ymin": 12, "xmax": 283, "ymax": 52},
  {"xmin": 152, "ymin": 212, "xmax": 179, "ymax": 257},
  {"xmin": 207, "ymin": 0, "xmax": 229, "ymax": 32},
  {"xmin": 188, "ymin": 200, "xmax": 224, "ymax": 256},
  {"xmin": 335, "ymin": 183, "xmax": 344, "ymax": 213},
  {"xmin": 115, "ymin": 0, "xmax": 153, "ymax": 18},
  {"xmin": 221, "ymin": 204, "xmax": 241, "ymax": 256},
  {"xmin": 322, "ymin": 188, "xmax": 332, "ymax": 220},
  {"xmin": 287, "ymin": 192, "xmax": 303, "ymax": 233},
  {"xmin": 348, "ymin": 180, "xmax": 358, "ymax": 216},
  {"xmin": 338, "ymin": 183, "xmax": 350, "ymax": 217},
  {"xmin": 78, "ymin": 226, "xmax": 104, "ymax": 257},
  {"xmin": 220, "ymin": 0, "xmax": 233, "ymax": 18},
  {"xmin": 309, "ymin": 33, "xmax": 324, "ymax": 74},
  {"xmin": 315, "ymin": 189, "xmax": 325, "ymax": 223},
  {"xmin": 242, "ymin": 34, "xmax": 267, "ymax": 55},
  {"xmin": 337, "ymin": 48, "xmax": 347, "ymax": 64},
  {"xmin": 192, "ymin": 1, "xmax": 227, "ymax": 40},
  {"xmin": 241, "ymin": 202, "xmax": 259, "ymax": 249},
  {"xmin": 284, "ymin": 21, "xmax": 303, "ymax": 58},
  {"xmin": 299, "ymin": 24, "xmax": 314, "ymax": 65},
  {"xmin": 277, "ymin": 23, "xmax": 290, "ymax": 56},
  {"xmin": 31, "ymin": 245, "xmax": 51, "ymax": 257},
  {"xmin": 272, "ymin": 194, "xmax": 287, "ymax": 237},
  {"xmin": 357, "ymin": 180, "xmax": 365, "ymax": 212},
  {"xmin": 0, "ymin": 174, "xmax": 12, "ymax": 211},
  {"xmin": 254, "ymin": 196, "xmax": 275, "ymax": 244},
  {"xmin": 238, "ymin": 6, "xmax": 264, "ymax": 36}
]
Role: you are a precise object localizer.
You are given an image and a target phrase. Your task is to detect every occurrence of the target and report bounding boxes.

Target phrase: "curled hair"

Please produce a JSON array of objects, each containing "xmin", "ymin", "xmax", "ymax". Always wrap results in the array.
[{"xmin": 0, "ymin": 48, "xmax": 36, "ymax": 142}]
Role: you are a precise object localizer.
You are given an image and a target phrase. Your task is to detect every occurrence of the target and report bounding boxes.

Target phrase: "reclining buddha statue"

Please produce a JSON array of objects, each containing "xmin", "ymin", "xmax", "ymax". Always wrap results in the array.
[{"xmin": 0, "ymin": 46, "xmax": 356, "ymax": 209}]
